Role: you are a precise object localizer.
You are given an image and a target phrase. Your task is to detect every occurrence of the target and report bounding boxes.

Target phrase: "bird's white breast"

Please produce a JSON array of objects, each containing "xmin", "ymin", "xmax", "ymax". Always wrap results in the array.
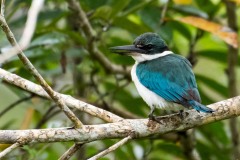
[{"xmin": 131, "ymin": 62, "xmax": 171, "ymax": 110}]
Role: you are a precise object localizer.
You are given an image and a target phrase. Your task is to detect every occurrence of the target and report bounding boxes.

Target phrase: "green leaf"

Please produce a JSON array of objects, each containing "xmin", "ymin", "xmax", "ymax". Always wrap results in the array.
[
  {"xmin": 0, "ymin": 120, "xmax": 16, "ymax": 129},
  {"xmin": 113, "ymin": 17, "xmax": 150, "ymax": 35},
  {"xmin": 80, "ymin": 0, "xmax": 108, "ymax": 10},
  {"xmin": 173, "ymin": 5, "xmax": 208, "ymax": 18},
  {"xmin": 110, "ymin": 0, "xmax": 130, "ymax": 19},
  {"xmin": 22, "ymin": 146, "xmax": 38, "ymax": 159},
  {"xmin": 169, "ymin": 21, "xmax": 193, "ymax": 40},
  {"xmin": 92, "ymin": 5, "xmax": 112, "ymax": 21},
  {"xmin": 91, "ymin": 1, "xmax": 130, "ymax": 21},
  {"xmin": 121, "ymin": 0, "xmax": 154, "ymax": 16},
  {"xmin": 60, "ymin": 30, "xmax": 86, "ymax": 45},
  {"xmin": 199, "ymin": 122, "xmax": 230, "ymax": 148},
  {"xmin": 196, "ymin": 74, "xmax": 228, "ymax": 98},
  {"xmin": 197, "ymin": 139, "xmax": 230, "ymax": 160},
  {"xmin": 197, "ymin": 49, "xmax": 226, "ymax": 63},
  {"xmin": 38, "ymin": 9, "xmax": 65, "ymax": 24},
  {"xmin": 157, "ymin": 24, "xmax": 174, "ymax": 44},
  {"xmin": 198, "ymin": 87, "xmax": 215, "ymax": 104},
  {"xmin": 194, "ymin": 0, "xmax": 221, "ymax": 17},
  {"xmin": 30, "ymin": 32, "xmax": 68, "ymax": 47},
  {"xmin": 139, "ymin": 5, "xmax": 161, "ymax": 30},
  {"xmin": 198, "ymin": 50, "xmax": 240, "ymax": 67},
  {"xmin": 150, "ymin": 141, "xmax": 184, "ymax": 160}
]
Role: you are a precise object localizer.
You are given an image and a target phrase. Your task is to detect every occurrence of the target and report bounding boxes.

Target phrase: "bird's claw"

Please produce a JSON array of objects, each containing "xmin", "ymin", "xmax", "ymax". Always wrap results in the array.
[
  {"xmin": 148, "ymin": 114, "xmax": 164, "ymax": 124},
  {"xmin": 178, "ymin": 110, "xmax": 184, "ymax": 119},
  {"xmin": 148, "ymin": 113, "xmax": 155, "ymax": 121}
]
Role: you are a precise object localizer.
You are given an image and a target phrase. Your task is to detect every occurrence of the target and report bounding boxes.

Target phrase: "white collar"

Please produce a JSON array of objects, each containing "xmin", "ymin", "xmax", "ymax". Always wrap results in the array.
[{"xmin": 132, "ymin": 51, "xmax": 173, "ymax": 63}]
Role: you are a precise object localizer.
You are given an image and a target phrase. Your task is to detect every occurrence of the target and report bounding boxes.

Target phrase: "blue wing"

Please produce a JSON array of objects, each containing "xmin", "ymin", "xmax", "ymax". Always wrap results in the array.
[{"xmin": 136, "ymin": 54, "xmax": 201, "ymax": 107}]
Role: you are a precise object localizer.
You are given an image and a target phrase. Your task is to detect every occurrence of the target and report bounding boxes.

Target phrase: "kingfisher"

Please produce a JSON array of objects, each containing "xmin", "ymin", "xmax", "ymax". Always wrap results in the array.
[{"xmin": 110, "ymin": 32, "xmax": 213, "ymax": 120}]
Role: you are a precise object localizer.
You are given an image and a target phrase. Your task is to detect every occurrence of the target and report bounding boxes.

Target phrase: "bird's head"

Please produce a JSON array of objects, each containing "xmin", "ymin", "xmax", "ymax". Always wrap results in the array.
[{"xmin": 110, "ymin": 32, "xmax": 169, "ymax": 62}]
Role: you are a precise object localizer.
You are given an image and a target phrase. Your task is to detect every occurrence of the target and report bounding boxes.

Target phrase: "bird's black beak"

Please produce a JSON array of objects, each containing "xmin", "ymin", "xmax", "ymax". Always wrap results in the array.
[{"xmin": 109, "ymin": 45, "xmax": 145, "ymax": 55}]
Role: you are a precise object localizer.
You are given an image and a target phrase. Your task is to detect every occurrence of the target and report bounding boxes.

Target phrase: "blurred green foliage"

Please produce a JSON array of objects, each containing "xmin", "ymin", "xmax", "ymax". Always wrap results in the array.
[{"xmin": 0, "ymin": 0, "xmax": 239, "ymax": 159}]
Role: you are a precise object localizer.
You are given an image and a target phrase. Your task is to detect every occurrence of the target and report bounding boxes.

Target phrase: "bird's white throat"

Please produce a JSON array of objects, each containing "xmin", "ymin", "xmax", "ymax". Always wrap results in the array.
[{"xmin": 131, "ymin": 51, "xmax": 173, "ymax": 62}]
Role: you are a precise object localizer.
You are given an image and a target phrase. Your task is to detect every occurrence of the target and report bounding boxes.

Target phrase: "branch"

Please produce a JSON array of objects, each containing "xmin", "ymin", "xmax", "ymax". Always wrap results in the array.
[
  {"xmin": 59, "ymin": 143, "xmax": 84, "ymax": 160},
  {"xmin": 0, "ymin": 5, "xmax": 83, "ymax": 128},
  {"xmin": 0, "ymin": 143, "xmax": 20, "ymax": 159},
  {"xmin": 187, "ymin": 29, "xmax": 203, "ymax": 66},
  {"xmin": 181, "ymin": 29, "xmax": 204, "ymax": 159},
  {"xmin": 224, "ymin": 0, "xmax": 238, "ymax": 97},
  {"xmin": 87, "ymin": 136, "xmax": 132, "ymax": 160},
  {"xmin": 0, "ymin": 68, "xmax": 123, "ymax": 122},
  {"xmin": 179, "ymin": 130, "xmax": 200, "ymax": 160},
  {"xmin": 0, "ymin": 0, "xmax": 45, "ymax": 63},
  {"xmin": 224, "ymin": 0, "xmax": 239, "ymax": 159},
  {"xmin": 66, "ymin": 0, "xmax": 131, "ymax": 77},
  {"xmin": 0, "ymin": 95, "xmax": 239, "ymax": 144}
]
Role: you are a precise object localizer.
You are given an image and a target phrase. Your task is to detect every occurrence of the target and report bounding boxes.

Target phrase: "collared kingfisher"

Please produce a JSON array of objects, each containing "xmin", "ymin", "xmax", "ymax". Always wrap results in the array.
[{"xmin": 110, "ymin": 32, "xmax": 213, "ymax": 120}]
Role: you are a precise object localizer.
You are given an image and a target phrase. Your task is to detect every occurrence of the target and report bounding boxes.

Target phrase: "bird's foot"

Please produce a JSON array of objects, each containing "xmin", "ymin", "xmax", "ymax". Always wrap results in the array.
[
  {"xmin": 148, "ymin": 114, "xmax": 166, "ymax": 124},
  {"xmin": 178, "ymin": 110, "xmax": 184, "ymax": 119},
  {"xmin": 148, "ymin": 106, "xmax": 171, "ymax": 124},
  {"xmin": 148, "ymin": 107, "xmax": 157, "ymax": 121},
  {"xmin": 148, "ymin": 113, "xmax": 157, "ymax": 121}
]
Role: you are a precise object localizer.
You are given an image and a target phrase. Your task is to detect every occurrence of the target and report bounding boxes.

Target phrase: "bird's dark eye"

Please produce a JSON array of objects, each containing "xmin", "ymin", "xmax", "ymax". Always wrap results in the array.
[
  {"xmin": 143, "ymin": 44, "xmax": 153, "ymax": 50},
  {"xmin": 136, "ymin": 44, "xmax": 153, "ymax": 50},
  {"xmin": 147, "ymin": 44, "xmax": 153, "ymax": 48}
]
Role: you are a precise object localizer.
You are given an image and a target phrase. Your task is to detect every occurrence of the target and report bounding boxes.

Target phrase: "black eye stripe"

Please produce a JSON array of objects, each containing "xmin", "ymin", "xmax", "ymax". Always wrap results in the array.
[
  {"xmin": 135, "ymin": 44, "xmax": 153, "ymax": 50},
  {"xmin": 141, "ymin": 44, "xmax": 153, "ymax": 50}
]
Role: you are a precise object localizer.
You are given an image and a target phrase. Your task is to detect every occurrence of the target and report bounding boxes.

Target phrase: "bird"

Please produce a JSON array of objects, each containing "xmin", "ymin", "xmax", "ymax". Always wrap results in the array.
[{"xmin": 110, "ymin": 32, "xmax": 213, "ymax": 120}]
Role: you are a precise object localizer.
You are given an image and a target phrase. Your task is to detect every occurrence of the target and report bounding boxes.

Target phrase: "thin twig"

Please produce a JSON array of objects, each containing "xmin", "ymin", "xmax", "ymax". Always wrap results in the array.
[
  {"xmin": 59, "ymin": 143, "xmax": 84, "ymax": 160},
  {"xmin": 142, "ymin": 140, "xmax": 154, "ymax": 159},
  {"xmin": 0, "ymin": 0, "xmax": 5, "ymax": 16},
  {"xmin": 87, "ymin": 136, "xmax": 132, "ymax": 160},
  {"xmin": 0, "ymin": 5, "xmax": 83, "ymax": 128},
  {"xmin": 187, "ymin": 29, "xmax": 203, "ymax": 66},
  {"xmin": 160, "ymin": 0, "xmax": 169, "ymax": 25},
  {"xmin": 0, "ymin": 95, "xmax": 34, "ymax": 118},
  {"xmin": 0, "ymin": 142, "xmax": 20, "ymax": 159},
  {"xmin": 179, "ymin": 130, "xmax": 200, "ymax": 160},
  {"xmin": 180, "ymin": 30, "xmax": 204, "ymax": 159},
  {"xmin": 0, "ymin": 0, "xmax": 45, "ymax": 63}
]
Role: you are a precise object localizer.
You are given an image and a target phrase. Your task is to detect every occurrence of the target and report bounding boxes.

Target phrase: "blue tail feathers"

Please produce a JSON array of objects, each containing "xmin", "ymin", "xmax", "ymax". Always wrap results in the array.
[{"xmin": 188, "ymin": 100, "xmax": 214, "ymax": 113}]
